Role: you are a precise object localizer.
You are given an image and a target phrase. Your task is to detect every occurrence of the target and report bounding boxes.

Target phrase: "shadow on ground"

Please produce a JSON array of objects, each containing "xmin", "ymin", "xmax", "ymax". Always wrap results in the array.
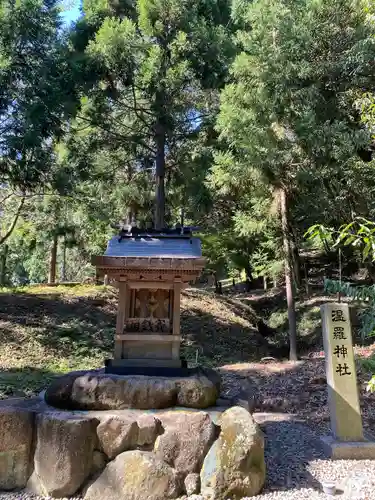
[
  {"xmin": 219, "ymin": 359, "xmax": 331, "ymax": 427},
  {"xmin": 260, "ymin": 417, "xmax": 327, "ymax": 493},
  {"xmin": 0, "ymin": 291, "xmax": 117, "ymax": 358}
]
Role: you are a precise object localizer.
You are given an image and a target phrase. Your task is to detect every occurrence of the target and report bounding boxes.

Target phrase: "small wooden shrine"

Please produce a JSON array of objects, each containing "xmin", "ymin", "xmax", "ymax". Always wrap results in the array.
[{"xmin": 92, "ymin": 227, "xmax": 205, "ymax": 373}]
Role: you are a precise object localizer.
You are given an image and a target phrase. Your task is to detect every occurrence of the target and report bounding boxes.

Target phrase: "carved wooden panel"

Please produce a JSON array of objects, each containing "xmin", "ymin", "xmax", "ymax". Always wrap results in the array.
[{"xmin": 131, "ymin": 289, "xmax": 172, "ymax": 319}]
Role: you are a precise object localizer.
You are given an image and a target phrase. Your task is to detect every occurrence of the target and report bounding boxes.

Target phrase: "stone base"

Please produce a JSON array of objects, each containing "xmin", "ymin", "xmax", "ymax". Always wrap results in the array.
[
  {"xmin": 321, "ymin": 435, "xmax": 375, "ymax": 459},
  {"xmin": 0, "ymin": 399, "xmax": 265, "ymax": 499},
  {"xmin": 44, "ymin": 367, "xmax": 221, "ymax": 410}
]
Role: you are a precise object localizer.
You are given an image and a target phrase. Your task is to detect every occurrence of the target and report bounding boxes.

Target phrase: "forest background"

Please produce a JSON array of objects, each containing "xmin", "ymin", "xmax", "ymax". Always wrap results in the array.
[{"xmin": 2, "ymin": 0, "xmax": 375, "ymax": 361}]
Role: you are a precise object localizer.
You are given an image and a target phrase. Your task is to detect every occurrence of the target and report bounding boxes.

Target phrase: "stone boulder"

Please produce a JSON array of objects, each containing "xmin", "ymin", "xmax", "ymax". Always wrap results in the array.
[
  {"xmin": 91, "ymin": 451, "xmax": 107, "ymax": 476},
  {"xmin": 200, "ymin": 406, "xmax": 265, "ymax": 499},
  {"xmin": 84, "ymin": 450, "xmax": 181, "ymax": 500},
  {"xmin": 0, "ymin": 408, "xmax": 34, "ymax": 490},
  {"xmin": 27, "ymin": 413, "xmax": 98, "ymax": 497},
  {"xmin": 43, "ymin": 370, "xmax": 89, "ymax": 409},
  {"xmin": 45, "ymin": 369, "xmax": 220, "ymax": 410},
  {"xmin": 136, "ymin": 414, "xmax": 162, "ymax": 448},
  {"xmin": 72, "ymin": 374, "xmax": 178, "ymax": 410},
  {"xmin": 155, "ymin": 411, "xmax": 217, "ymax": 477},
  {"xmin": 177, "ymin": 374, "xmax": 218, "ymax": 408},
  {"xmin": 184, "ymin": 473, "xmax": 200, "ymax": 496},
  {"xmin": 97, "ymin": 416, "xmax": 139, "ymax": 459},
  {"xmin": 97, "ymin": 414, "xmax": 162, "ymax": 459}
]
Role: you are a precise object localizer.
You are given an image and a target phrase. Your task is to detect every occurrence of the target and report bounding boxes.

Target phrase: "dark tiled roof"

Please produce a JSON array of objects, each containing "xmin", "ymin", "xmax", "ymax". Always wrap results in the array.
[{"xmin": 104, "ymin": 236, "xmax": 202, "ymax": 258}]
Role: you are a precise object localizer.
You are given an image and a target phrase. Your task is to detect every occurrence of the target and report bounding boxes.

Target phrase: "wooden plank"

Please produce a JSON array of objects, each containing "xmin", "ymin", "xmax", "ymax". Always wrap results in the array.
[
  {"xmin": 115, "ymin": 281, "xmax": 127, "ymax": 359},
  {"xmin": 172, "ymin": 282, "xmax": 182, "ymax": 360},
  {"xmin": 115, "ymin": 334, "xmax": 181, "ymax": 343},
  {"xmin": 128, "ymin": 281, "xmax": 174, "ymax": 290}
]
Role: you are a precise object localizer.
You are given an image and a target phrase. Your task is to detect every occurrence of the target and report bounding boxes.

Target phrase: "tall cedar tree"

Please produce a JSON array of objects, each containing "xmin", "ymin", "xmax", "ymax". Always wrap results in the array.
[
  {"xmin": 0, "ymin": 0, "xmax": 78, "ymax": 191},
  {"xmin": 0, "ymin": 0, "xmax": 82, "ymax": 255},
  {"xmin": 68, "ymin": 0, "xmax": 234, "ymax": 228},
  {"xmin": 214, "ymin": 0, "xmax": 375, "ymax": 360}
]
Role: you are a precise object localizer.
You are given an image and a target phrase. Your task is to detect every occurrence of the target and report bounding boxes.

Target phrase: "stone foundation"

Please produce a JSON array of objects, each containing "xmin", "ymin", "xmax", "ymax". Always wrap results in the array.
[
  {"xmin": 0, "ymin": 398, "xmax": 266, "ymax": 500},
  {"xmin": 44, "ymin": 367, "xmax": 220, "ymax": 410}
]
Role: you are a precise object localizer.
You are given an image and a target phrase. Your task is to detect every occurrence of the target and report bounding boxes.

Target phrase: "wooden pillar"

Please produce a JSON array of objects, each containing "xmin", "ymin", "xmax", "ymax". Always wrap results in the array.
[
  {"xmin": 115, "ymin": 281, "xmax": 127, "ymax": 359},
  {"xmin": 172, "ymin": 281, "xmax": 182, "ymax": 360}
]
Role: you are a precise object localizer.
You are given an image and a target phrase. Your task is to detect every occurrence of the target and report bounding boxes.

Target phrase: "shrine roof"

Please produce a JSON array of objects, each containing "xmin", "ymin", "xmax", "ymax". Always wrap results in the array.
[{"xmin": 103, "ymin": 235, "xmax": 202, "ymax": 259}]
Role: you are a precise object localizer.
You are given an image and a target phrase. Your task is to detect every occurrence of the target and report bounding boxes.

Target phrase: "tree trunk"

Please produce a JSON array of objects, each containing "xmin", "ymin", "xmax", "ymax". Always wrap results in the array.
[
  {"xmin": 154, "ymin": 121, "xmax": 166, "ymax": 230},
  {"xmin": 304, "ymin": 261, "xmax": 309, "ymax": 296},
  {"xmin": 280, "ymin": 187, "xmax": 298, "ymax": 361},
  {"xmin": 292, "ymin": 239, "xmax": 301, "ymax": 289},
  {"xmin": 0, "ymin": 244, "xmax": 8, "ymax": 286},
  {"xmin": 288, "ymin": 222, "xmax": 301, "ymax": 289},
  {"xmin": 245, "ymin": 265, "xmax": 252, "ymax": 292},
  {"xmin": 214, "ymin": 272, "xmax": 219, "ymax": 290},
  {"xmin": 48, "ymin": 234, "xmax": 58, "ymax": 285},
  {"xmin": 61, "ymin": 236, "xmax": 67, "ymax": 282}
]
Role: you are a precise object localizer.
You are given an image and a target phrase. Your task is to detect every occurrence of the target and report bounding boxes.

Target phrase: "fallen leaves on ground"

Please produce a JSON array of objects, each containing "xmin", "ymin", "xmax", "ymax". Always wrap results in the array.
[{"xmin": 219, "ymin": 352, "xmax": 375, "ymax": 434}]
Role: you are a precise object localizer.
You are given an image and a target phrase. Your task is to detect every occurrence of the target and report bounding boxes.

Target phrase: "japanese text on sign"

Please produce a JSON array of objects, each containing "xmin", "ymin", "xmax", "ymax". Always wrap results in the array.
[{"xmin": 331, "ymin": 309, "xmax": 351, "ymax": 376}]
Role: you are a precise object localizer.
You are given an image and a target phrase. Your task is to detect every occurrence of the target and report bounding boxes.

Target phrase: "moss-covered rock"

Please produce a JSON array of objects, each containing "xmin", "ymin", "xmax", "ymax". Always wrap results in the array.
[
  {"xmin": 84, "ymin": 450, "xmax": 182, "ymax": 500},
  {"xmin": 200, "ymin": 406, "xmax": 265, "ymax": 499}
]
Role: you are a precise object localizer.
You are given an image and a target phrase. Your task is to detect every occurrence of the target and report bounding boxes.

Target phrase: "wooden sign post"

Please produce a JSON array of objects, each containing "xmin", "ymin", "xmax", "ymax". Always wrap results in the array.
[{"xmin": 321, "ymin": 302, "xmax": 375, "ymax": 459}]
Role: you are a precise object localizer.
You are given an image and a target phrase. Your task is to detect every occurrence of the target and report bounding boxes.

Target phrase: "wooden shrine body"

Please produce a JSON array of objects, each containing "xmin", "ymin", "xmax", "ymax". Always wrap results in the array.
[{"xmin": 92, "ymin": 237, "xmax": 205, "ymax": 370}]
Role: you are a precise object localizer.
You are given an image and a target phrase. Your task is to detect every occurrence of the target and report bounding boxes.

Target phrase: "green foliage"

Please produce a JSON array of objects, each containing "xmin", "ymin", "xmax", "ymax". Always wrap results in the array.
[
  {"xmin": 308, "ymin": 218, "xmax": 375, "ymax": 391},
  {"xmin": 3, "ymin": 0, "xmax": 375, "ymax": 345},
  {"xmin": 324, "ymin": 279, "xmax": 375, "ymax": 342},
  {"xmin": 213, "ymin": 0, "xmax": 375, "ymax": 262},
  {"xmin": 0, "ymin": 0, "xmax": 79, "ymax": 190},
  {"xmin": 306, "ymin": 218, "xmax": 375, "ymax": 261},
  {"xmin": 65, "ymin": 0, "xmax": 235, "ymax": 227}
]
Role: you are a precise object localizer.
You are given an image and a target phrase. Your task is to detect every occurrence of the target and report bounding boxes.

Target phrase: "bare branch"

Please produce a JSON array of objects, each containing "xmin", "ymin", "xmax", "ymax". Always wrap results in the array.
[
  {"xmin": 0, "ymin": 191, "xmax": 15, "ymax": 206},
  {"xmin": 75, "ymin": 114, "xmax": 156, "ymax": 154},
  {"xmin": 0, "ymin": 197, "xmax": 25, "ymax": 246}
]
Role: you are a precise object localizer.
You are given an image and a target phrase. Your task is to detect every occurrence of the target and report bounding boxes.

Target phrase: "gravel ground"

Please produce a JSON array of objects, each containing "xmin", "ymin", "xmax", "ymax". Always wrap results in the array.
[
  {"xmin": 1, "ymin": 418, "xmax": 375, "ymax": 500},
  {"xmin": 253, "ymin": 419, "xmax": 375, "ymax": 499},
  {"xmin": 187, "ymin": 416, "xmax": 375, "ymax": 500}
]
